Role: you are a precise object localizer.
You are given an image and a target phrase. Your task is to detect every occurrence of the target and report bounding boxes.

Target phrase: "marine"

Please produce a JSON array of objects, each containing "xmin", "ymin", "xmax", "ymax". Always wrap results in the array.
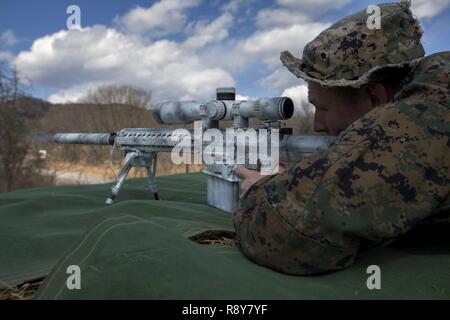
[{"xmin": 232, "ymin": 1, "xmax": 450, "ymax": 275}]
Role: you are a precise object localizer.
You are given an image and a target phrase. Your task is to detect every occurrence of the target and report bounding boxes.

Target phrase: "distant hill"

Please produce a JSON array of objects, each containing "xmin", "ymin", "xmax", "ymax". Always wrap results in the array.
[
  {"xmin": 35, "ymin": 102, "xmax": 184, "ymax": 134},
  {"xmin": 0, "ymin": 96, "xmax": 51, "ymax": 119}
]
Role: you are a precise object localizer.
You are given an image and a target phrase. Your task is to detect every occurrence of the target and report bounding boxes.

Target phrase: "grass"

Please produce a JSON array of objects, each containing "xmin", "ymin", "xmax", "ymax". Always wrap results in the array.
[{"xmin": 0, "ymin": 277, "xmax": 44, "ymax": 300}]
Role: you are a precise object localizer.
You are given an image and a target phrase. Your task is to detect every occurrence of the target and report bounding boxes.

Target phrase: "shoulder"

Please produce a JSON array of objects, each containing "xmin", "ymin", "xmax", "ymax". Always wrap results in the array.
[
  {"xmin": 419, "ymin": 51, "xmax": 450, "ymax": 69},
  {"xmin": 396, "ymin": 51, "xmax": 450, "ymax": 108}
]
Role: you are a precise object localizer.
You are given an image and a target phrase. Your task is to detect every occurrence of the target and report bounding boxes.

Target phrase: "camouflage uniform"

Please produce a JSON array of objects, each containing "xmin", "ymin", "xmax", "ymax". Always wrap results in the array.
[{"xmin": 232, "ymin": 1, "xmax": 450, "ymax": 275}]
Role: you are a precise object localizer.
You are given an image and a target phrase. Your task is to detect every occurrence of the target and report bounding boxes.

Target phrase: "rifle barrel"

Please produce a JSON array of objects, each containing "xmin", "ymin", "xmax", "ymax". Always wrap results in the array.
[{"xmin": 53, "ymin": 133, "xmax": 114, "ymax": 145}]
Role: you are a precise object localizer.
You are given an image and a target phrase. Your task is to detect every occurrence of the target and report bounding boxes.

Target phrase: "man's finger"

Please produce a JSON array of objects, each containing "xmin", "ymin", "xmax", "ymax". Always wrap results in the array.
[{"xmin": 233, "ymin": 166, "xmax": 253, "ymax": 178}]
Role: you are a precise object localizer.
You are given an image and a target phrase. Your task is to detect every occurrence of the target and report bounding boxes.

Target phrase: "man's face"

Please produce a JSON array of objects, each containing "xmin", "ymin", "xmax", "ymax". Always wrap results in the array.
[{"xmin": 308, "ymin": 82, "xmax": 373, "ymax": 136}]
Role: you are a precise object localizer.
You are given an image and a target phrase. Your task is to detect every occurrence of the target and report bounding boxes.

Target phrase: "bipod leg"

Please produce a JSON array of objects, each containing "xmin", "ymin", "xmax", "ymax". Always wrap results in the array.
[
  {"xmin": 145, "ymin": 153, "xmax": 160, "ymax": 200},
  {"xmin": 105, "ymin": 156, "xmax": 135, "ymax": 205}
]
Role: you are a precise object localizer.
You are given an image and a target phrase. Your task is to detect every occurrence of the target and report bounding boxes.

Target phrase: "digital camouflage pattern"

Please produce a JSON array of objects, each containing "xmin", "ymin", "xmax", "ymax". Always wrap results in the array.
[
  {"xmin": 280, "ymin": 1, "xmax": 425, "ymax": 87},
  {"xmin": 234, "ymin": 0, "xmax": 450, "ymax": 276},
  {"xmin": 233, "ymin": 51, "xmax": 450, "ymax": 275}
]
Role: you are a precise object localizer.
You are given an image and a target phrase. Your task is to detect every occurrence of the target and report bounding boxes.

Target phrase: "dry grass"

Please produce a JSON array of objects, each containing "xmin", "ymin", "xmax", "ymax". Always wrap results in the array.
[
  {"xmin": 0, "ymin": 278, "xmax": 44, "ymax": 300},
  {"xmin": 189, "ymin": 230, "xmax": 237, "ymax": 246},
  {"xmin": 47, "ymin": 154, "xmax": 203, "ymax": 185}
]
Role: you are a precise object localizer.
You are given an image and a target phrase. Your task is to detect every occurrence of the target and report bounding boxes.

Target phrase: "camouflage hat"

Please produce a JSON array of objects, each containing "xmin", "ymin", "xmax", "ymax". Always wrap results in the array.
[{"xmin": 280, "ymin": 1, "xmax": 425, "ymax": 87}]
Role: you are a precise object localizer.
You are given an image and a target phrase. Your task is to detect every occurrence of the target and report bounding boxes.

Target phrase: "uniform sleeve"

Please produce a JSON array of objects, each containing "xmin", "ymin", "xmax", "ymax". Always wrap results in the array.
[{"xmin": 232, "ymin": 100, "xmax": 450, "ymax": 275}]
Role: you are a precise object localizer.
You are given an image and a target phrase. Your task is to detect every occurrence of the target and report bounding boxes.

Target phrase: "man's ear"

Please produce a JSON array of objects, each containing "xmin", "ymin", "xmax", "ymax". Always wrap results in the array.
[{"xmin": 365, "ymin": 82, "xmax": 389, "ymax": 107}]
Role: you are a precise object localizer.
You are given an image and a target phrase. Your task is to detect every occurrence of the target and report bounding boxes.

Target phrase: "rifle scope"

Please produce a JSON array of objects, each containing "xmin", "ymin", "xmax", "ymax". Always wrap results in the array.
[{"xmin": 152, "ymin": 97, "xmax": 294, "ymax": 125}]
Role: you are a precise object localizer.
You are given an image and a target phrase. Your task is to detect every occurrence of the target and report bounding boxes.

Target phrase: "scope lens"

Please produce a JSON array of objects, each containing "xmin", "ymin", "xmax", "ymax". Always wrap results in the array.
[{"xmin": 280, "ymin": 97, "xmax": 294, "ymax": 119}]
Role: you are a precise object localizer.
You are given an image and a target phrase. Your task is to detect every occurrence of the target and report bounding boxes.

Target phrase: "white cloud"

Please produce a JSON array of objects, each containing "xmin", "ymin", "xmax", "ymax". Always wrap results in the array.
[
  {"xmin": 249, "ymin": 1, "xmax": 348, "ymax": 96},
  {"xmin": 1, "ymin": 30, "xmax": 19, "ymax": 47},
  {"xmin": 47, "ymin": 82, "xmax": 106, "ymax": 103},
  {"xmin": 255, "ymin": 0, "xmax": 348, "ymax": 29},
  {"xmin": 195, "ymin": 20, "xmax": 328, "ymax": 91},
  {"xmin": 0, "ymin": 51, "xmax": 14, "ymax": 62},
  {"xmin": 276, "ymin": 0, "xmax": 351, "ymax": 14},
  {"xmin": 236, "ymin": 94, "xmax": 257, "ymax": 101},
  {"xmin": 259, "ymin": 67, "xmax": 301, "ymax": 92},
  {"xmin": 115, "ymin": 0, "xmax": 201, "ymax": 36},
  {"xmin": 256, "ymin": 8, "xmax": 310, "ymax": 29},
  {"xmin": 239, "ymin": 22, "xmax": 329, "ymax": 69},
  {"xmin": 12, "ymin": 0, "xmax": 332, "ymax": 105},
  {"xmin": 183, "ymin": 13, "xmax": 234, "ymax": 49},
  {"xmin": 411, "ymin": 0, "xmax": 450, "ymax": 19},
  {"xmin": 220, "ymin": 0, "xmax": 254, "ymax": 13},
  {"xmin": 197, "ymin": 41, "xmax": 250, "ymax": 72},
  {"xmin": 281, "ymin": 84, "xmax": 314, "ymax": 117},
  {"xmin": 15, "ymin": 26, "xmax": 234, "ymax": 103}
]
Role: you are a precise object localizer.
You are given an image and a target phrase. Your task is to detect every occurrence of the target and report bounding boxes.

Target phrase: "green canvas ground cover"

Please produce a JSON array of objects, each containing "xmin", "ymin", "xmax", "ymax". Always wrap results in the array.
[{"xmin": 0, "ymin": 172, "xmax": 449, "ymax": 299}]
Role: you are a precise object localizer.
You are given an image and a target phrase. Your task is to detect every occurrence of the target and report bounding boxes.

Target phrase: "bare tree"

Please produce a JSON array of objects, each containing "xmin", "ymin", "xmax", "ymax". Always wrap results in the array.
[
  {"xmin": 0, "ymin": 64, "xmax": 53, "ymax": 192},
  {"xmin": 83, "ymin": 84, "xmax": 152, "ymax": 109}
]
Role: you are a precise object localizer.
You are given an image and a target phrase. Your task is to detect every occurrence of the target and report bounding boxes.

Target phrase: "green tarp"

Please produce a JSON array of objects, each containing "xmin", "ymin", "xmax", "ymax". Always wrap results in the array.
[{"xmin": 0, "ymin": 173, "xmax": 449, "ymax": 299}]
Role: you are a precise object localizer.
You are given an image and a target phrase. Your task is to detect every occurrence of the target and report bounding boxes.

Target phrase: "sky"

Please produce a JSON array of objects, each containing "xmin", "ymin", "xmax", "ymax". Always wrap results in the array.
[{"xmin": 0, "ymin": 0, "xmax": 449, "ymax": 113}]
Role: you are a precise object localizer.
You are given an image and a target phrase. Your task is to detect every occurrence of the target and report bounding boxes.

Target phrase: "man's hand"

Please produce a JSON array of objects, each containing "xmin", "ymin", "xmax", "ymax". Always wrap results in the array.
[
  {"xmin": 233, "ymin": 167, "xmax": 264, "ymax": 193},
  {"xmin": 233, "ymin": 164, "xmax": 286, "ymax": 193}
]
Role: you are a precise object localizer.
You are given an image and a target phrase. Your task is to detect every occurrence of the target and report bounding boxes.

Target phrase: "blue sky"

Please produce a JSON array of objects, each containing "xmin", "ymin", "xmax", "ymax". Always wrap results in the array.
[{"xmin": 0, "ymin": 0, "xmax": 449, "ymax": 108}]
